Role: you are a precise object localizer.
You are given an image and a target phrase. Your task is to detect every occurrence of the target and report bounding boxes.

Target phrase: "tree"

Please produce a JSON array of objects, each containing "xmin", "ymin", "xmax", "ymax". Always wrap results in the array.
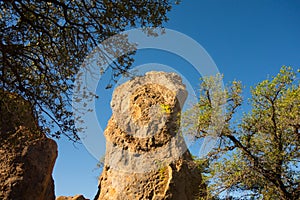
[
  {"xmin": 184, "ymin": 66, "xmax": 300, "ymax": 199},
  {"xmin": 0, "ymin": 0, "xmax": 175, "ymax": 141}
]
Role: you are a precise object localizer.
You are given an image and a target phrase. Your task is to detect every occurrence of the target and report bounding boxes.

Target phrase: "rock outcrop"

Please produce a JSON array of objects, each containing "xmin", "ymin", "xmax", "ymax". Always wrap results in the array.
[
  {"xmin": 95, "ymin": 72, "xmax": 206, "ymax": 200},
  {"xmin": 56, "ymin": 194, "xmax": 89, "ymax": 200},
  {"xmin": 0, "ymin": 90, "xmax": 57, "ymax": 200}
]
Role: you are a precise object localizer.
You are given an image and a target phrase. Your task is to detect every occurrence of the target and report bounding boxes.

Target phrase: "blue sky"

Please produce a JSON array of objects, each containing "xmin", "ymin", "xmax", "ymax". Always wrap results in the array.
[{"xmin": 53, "ymin": 1, "xmax": 300, "ymax": 198}]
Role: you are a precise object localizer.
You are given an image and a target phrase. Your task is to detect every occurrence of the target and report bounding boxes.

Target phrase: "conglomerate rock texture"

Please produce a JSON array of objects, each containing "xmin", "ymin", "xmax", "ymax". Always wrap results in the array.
[
  {"xmin": 95, "ymin": 72, "xmax": 206, "ymax": 200},
  {"xmin": 0, "ymin": 90, "xmax": 57, "ymax": 200}
]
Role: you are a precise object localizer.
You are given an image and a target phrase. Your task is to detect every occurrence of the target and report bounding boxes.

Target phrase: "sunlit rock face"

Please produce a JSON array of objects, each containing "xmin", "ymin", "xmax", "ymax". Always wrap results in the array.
[
  {"xmin": 56, "ymin": 195, "xmax": 89, "ymax": 200},
  {"xmin": 0, "ymin": 90, "xmax": 57, "ymax": 200},
  {"xmin": 95, "ymin": 72, "xmax": 206, "ymax": 200}
]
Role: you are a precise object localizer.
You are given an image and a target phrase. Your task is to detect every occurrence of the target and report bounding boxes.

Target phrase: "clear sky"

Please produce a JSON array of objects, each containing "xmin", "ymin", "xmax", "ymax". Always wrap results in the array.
[{"xmin": 53, "ymin": 1, "xmax": 300, "ymax": 198}]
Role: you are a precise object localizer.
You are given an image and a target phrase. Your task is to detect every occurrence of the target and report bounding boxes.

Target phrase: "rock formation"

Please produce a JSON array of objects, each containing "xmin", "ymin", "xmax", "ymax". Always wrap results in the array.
[
  {"xmin": 56, "ymin": 195, "xmax": 89, "ymax": 200},
  {"xmin": 0, "ymin": 90, "xmax": 57, "ymax": 200},
  {"xmin": 95, "ymin": 72, "xmax": 206, "ymax": 200}
]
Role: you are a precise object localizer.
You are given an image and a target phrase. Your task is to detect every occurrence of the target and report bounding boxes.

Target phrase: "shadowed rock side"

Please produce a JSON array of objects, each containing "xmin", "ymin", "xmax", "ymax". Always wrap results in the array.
[
  {"xmin": 95, "ymin": 72, "xmax": 206, "ymax": 200},
  {"xmin": 0, "ymin": 90, "xmax": 57, "ymax": 200}
]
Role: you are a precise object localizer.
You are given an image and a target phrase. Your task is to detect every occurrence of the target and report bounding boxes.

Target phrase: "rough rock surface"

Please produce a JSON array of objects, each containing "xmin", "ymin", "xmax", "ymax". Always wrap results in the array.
[
  {"xmin": 0, "ymin": 90, "xmax": 58, "ymax": 200},
  {"xmin": 95, "ymin": 72, "xmax": 206, "ymax": 200},
  {"xmin": 56, "ymin": 194, "xmax": 89, "ymax": 200}
]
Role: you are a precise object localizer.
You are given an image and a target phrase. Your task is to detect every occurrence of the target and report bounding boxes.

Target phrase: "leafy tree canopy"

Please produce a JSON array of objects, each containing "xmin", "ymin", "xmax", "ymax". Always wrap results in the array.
[
  {"xmin": 184, "ymin": 66, "xmax": 299, "ymax": 200},
  {"xmin": 0, "ymin": 0, "xmax": 174, "ymax": 141}
]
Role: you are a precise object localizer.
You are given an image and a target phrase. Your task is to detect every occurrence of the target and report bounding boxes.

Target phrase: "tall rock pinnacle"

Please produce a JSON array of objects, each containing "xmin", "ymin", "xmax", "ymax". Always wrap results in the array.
[{"xmin": 95, "ymin": 71, "xmax": 206, "ymax": 200}]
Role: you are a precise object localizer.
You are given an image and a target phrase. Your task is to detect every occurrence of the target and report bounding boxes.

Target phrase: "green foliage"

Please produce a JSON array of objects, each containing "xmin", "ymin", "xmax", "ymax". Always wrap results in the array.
[
  {"xmin": 0, "ymin": 0, "xmax": 174, "ymax": 140},
  {"xmin": 183, "ymin": 74, "xmax": 227, "ymax": 139},
  {"xmin": 184, "ymin": 66, "xmax": 300, "ymax": 199}
]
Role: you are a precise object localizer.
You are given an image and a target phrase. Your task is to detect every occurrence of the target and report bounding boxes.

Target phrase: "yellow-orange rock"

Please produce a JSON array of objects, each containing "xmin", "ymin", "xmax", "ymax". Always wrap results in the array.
[
  {"xmin": 95, "ymin": 72, "xmax": 206, "ymax": 200},
  {"xmin": 56, "ymin": 194, "xmax": 89, "ymax": 200}
]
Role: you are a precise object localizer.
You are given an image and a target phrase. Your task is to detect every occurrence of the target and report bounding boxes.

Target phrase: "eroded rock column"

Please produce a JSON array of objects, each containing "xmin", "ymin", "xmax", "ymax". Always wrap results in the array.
[{"xmin": 96, "ymin": 72, "xmax": 206, "ymax": 200}]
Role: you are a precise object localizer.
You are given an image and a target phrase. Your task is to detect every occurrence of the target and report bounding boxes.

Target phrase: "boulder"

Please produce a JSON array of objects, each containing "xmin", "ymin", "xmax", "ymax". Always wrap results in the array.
[{"xmin": 56, "ymin": 194, "xmax": 89, "ymax": 200}]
